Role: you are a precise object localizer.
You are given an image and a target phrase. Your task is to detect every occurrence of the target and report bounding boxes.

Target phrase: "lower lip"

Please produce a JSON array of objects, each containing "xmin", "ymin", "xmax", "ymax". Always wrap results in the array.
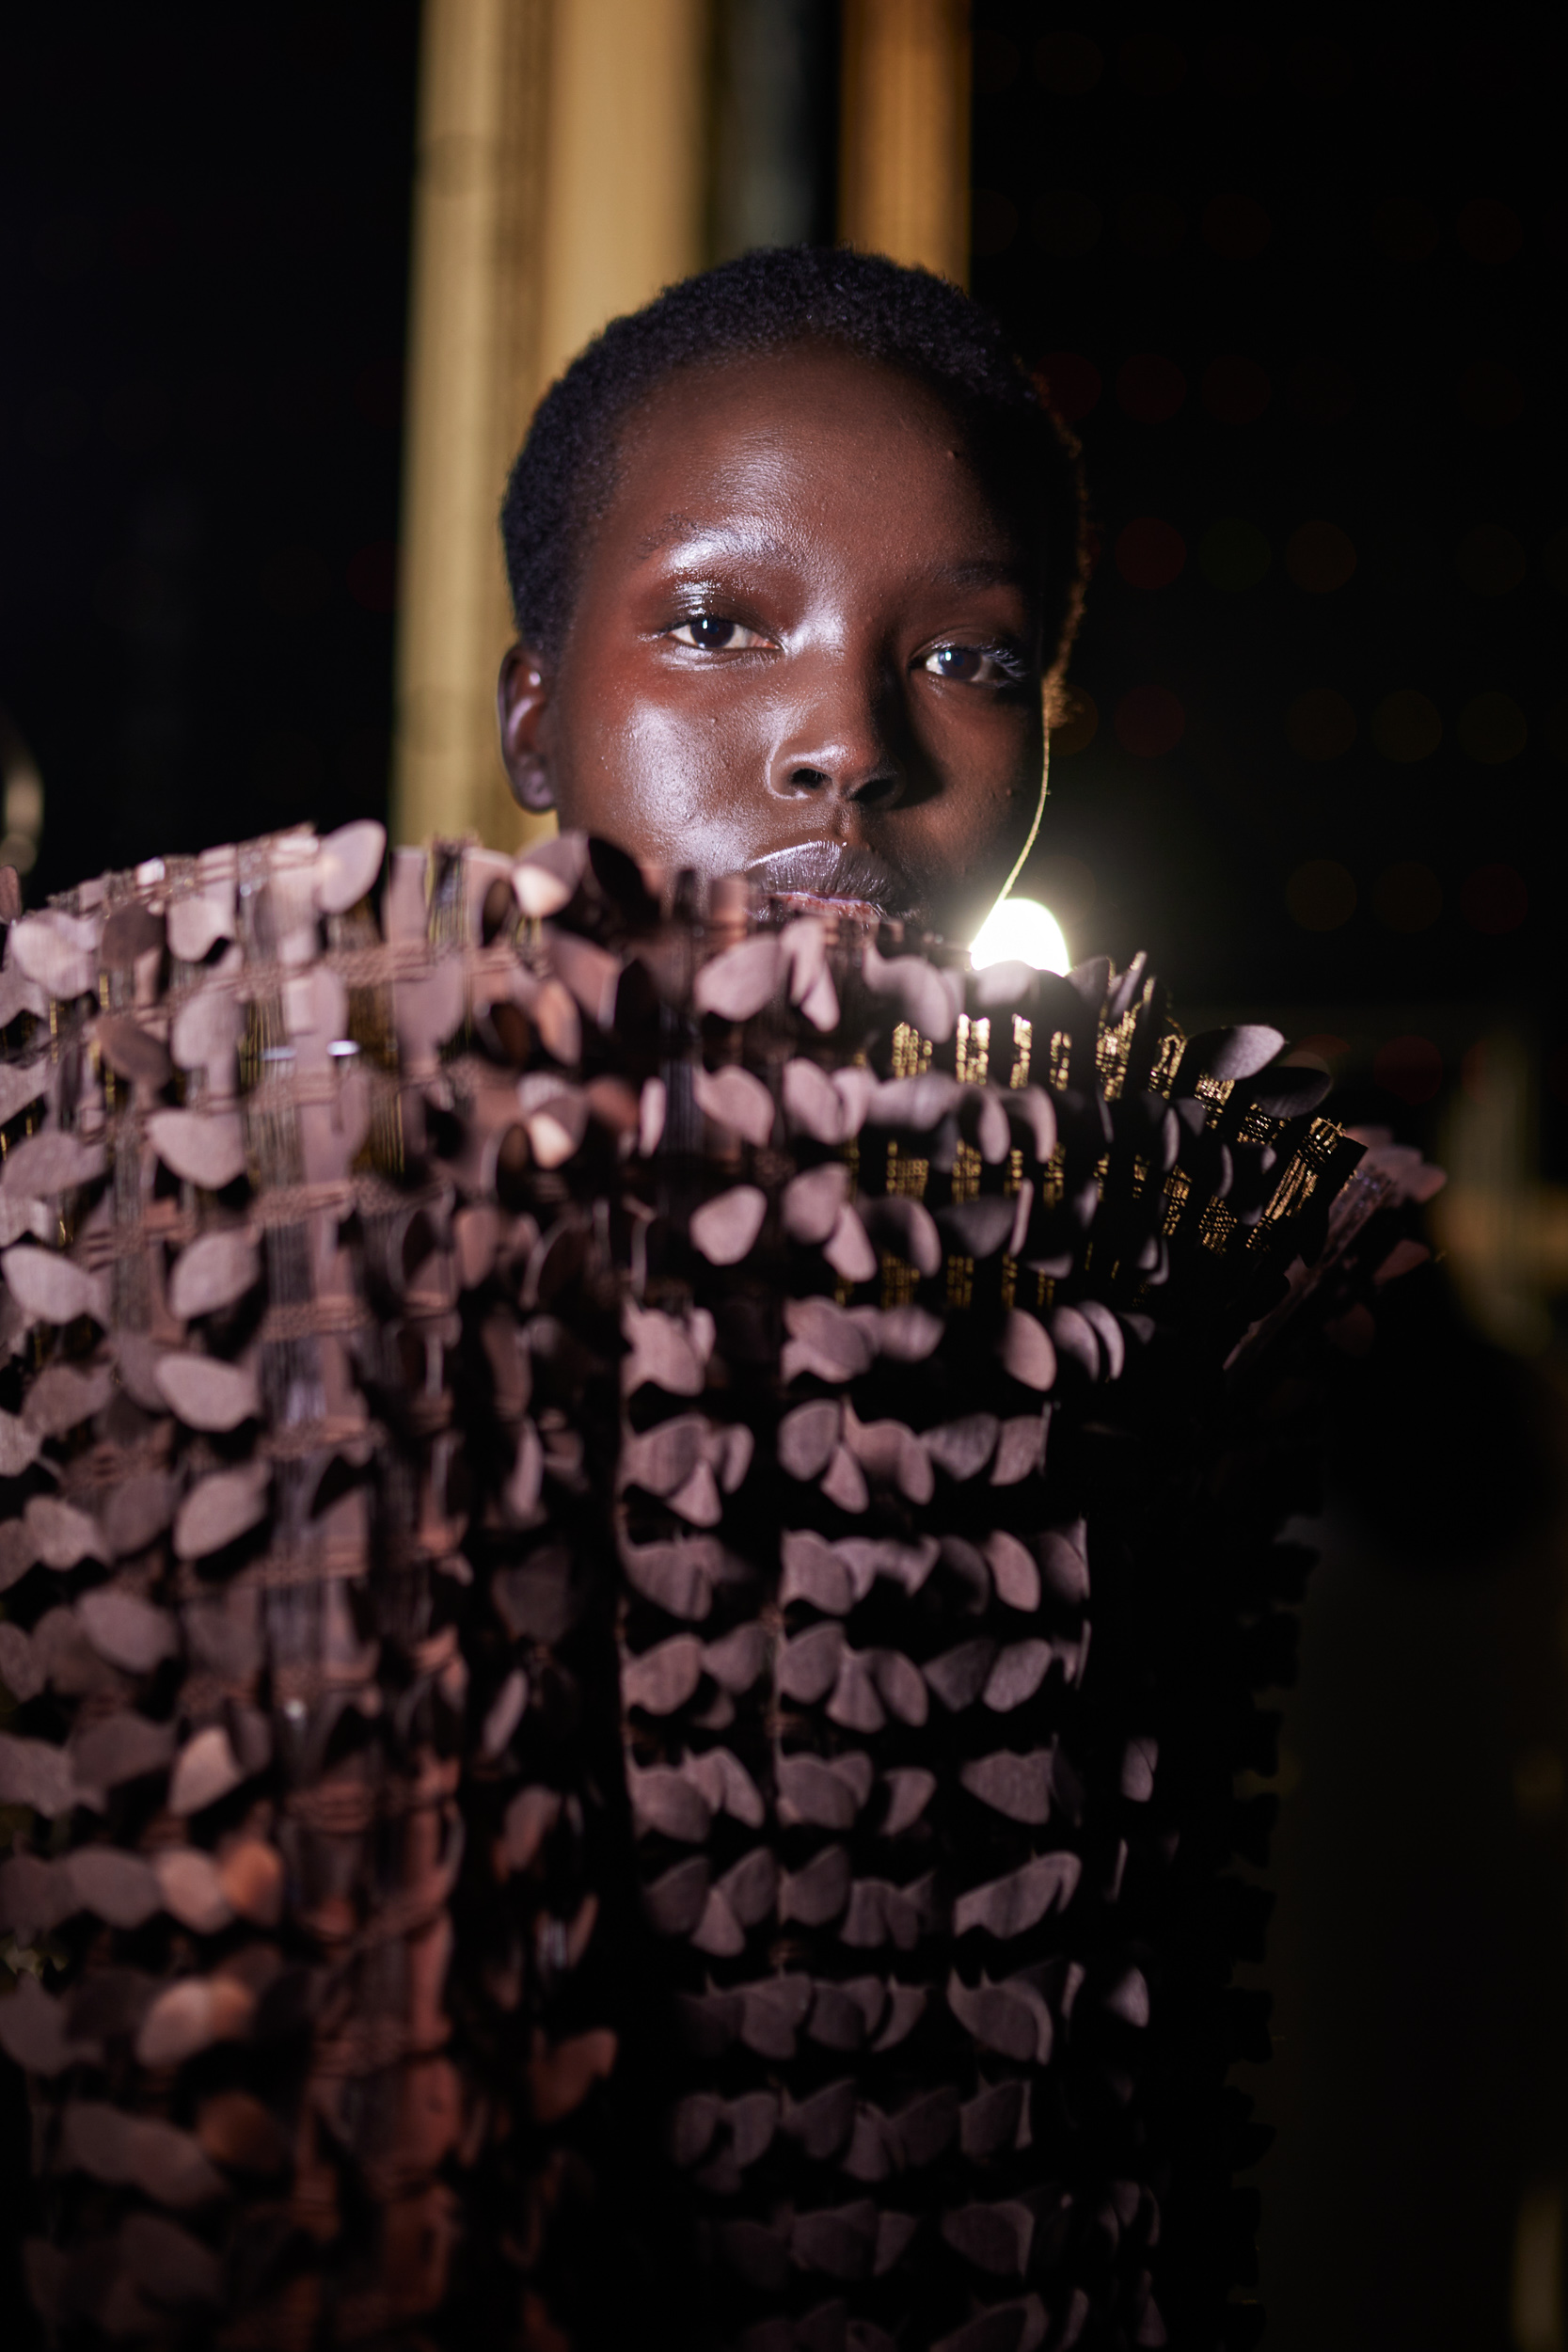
[{"xmin": 768, "ymin": 888, "xmax": 885, "ymax": 922}]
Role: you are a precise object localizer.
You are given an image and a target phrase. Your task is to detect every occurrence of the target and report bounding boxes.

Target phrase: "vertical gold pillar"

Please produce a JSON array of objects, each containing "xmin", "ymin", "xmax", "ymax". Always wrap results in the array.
[
  {"xmin": 393, "ymin": 0, "xmax": 550, "ymax": 851},
  {"xmin": 535, "ymin": 0, "xmax": 708, "ymax": 394},
  {"xmin": 392, "ymin": 0, "xmax": 707, "ymax": 853},
  {"xmin": 839, "ymin": 0, "xmax": 972, "ymax": 286}
]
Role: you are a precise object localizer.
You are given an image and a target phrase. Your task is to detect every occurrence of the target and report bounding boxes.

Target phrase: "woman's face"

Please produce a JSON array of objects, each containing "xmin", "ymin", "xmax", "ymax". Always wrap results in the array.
[{"xmin": 499, "ymin": 343, "xmax": 1049, "ymax": 943}]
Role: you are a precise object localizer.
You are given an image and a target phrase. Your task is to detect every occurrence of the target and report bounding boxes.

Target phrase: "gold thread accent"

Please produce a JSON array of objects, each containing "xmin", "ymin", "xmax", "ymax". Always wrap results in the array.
[
  {"xmin": 887, "ymin": 1143, "xmax": 929, "ymax": 1200},
  {"xmin": 950, "ymin": 1141, "xmax": 982, "ymax": 1204},
  {"xmin": 890, "ymin": 1022, "xmax": 931, "ymax": 1077},
  {"xmin": 1148, "ymin": 1028, "xmax": 1184, "ymax": 1097},
  {"xmin": 955, "ymin": 1014, "xmax": 990, "ymax": 1087},
  {"xmin": 879, "ymin": 1250, "xmax": 917, "ymax": 1308}
]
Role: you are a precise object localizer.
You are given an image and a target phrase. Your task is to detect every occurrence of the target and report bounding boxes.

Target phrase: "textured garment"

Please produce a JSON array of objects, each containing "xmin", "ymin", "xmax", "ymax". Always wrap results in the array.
[{"xmin": 0, "ymin": 827, "xmax": 1434, "ymax": 2351}]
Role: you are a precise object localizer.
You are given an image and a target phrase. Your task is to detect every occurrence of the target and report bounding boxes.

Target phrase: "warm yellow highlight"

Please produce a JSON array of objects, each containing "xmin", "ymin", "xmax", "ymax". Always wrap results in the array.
[
  {"xmin": 393, "ymin": 0, "xmax": 550, "ymax": 854},
  {"xmin": 535, "ymin": 0, "xmax": 707, "ymax": 394},
  {"xmin": 839, "ymin": 0, "xmax": 972, "ymax": 286},
  {"xmin": 393, "ymin": 0, "xmax": 706, "ymax": 855}
]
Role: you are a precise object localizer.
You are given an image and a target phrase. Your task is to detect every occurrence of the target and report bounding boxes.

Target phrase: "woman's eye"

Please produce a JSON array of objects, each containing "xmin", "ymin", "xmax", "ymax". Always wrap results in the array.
[
  {"xmin": 922, "ymin": 644, "xmax": 1018, "ymax": 685},
  {"xmin": 667, "ymin": 614, "xmax": 768, "ymax": 651}
]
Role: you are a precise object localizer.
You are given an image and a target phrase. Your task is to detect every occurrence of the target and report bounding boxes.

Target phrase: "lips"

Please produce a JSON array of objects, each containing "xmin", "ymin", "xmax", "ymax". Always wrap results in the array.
[{"xmin": 742, "ymin": 842, "xmax": 921, "ymax": 925}]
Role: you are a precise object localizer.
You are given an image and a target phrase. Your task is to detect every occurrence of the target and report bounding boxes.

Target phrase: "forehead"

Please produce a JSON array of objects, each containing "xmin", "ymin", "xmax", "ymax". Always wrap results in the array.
[{"xmin": 591, "ymin": 343, "xmax": 1028, "ymax": 568}]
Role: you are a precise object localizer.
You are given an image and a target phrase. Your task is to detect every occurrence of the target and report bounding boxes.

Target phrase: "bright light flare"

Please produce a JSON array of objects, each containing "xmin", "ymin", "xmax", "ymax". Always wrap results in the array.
[{"xmin": 970, "ymin": 896, "xmax": 1069, "ymax": 974}]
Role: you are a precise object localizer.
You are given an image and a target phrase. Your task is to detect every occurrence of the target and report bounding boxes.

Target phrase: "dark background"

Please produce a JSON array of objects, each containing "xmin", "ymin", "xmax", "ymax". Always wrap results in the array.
[
  {"xmin": 0, "ymin": 6, "xmax": 420, "ymax": 895},
  {"xmin": 967, "ymin": 35, "xmax": 1568, "ymax": 2348},
  {"xmin": 974, "ymin": 19, "xmax": 1568, "ymax": 1172},
  {"xmin": 3, "ymin": 12, "xmax": 1567, "ymax": 2349}
]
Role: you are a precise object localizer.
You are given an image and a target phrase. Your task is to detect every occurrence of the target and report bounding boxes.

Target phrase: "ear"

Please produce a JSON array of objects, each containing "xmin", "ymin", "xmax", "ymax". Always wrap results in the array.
[{"xmin": 498, "ymin": 642, "xmax": 557, "ymax": 814}]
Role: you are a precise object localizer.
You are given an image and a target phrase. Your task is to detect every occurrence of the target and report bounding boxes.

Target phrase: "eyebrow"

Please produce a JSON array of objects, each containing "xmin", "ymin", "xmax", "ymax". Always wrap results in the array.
[
  {"xmin": 634, "ymin": 513, "xmax": 796, "ymax": 564},
  {"xmin": 634, "ymin": 516, "xmax": 1031, "ymax": 594}
]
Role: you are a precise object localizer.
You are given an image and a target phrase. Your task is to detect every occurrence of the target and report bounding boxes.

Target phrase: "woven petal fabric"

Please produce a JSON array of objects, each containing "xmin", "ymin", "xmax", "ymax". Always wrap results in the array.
[{"xmin": 0, "ymin": 829, "xmax": 1436, "ymax": 2351}]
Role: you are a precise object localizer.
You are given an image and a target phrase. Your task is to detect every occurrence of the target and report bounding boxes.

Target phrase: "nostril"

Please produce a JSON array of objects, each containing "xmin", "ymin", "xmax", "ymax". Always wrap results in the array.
[
  {"xmin": 852, "ymin": 772, "xmax": 902, "ymax": 809},
  {"xmin": 788, "ymin": 766, "xmax": 831, "ymax": 792}
]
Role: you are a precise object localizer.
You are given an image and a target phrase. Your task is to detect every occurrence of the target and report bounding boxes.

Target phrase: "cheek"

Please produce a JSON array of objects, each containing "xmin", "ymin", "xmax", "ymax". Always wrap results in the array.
[
  {"xmin": 556, "ymin": 667, "xmax": 767, "ymax": 866},
  {"xmin": 904, "ymin": 706, "xmax": 1042, "ymax": 864}
]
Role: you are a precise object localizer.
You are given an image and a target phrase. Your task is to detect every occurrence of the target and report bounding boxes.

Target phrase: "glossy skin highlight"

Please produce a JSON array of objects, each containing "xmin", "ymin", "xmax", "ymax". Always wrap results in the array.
[{"xmin": 499, "ymin": 344, "xmax": 1050, "ymax": 943}]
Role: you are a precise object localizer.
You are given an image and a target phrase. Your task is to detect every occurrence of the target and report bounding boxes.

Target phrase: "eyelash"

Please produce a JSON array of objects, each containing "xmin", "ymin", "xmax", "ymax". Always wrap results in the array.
[
  {"xmin": 921, "ymin": 641, "xmax": 1030, "ymax": 686},
  {"xmin": 662, "ymin": 608, "xmax": 1028, "ymax": 685},
  {"xmin": 664, "ymin": 612, "xmax": 771, "ymax": 652}
]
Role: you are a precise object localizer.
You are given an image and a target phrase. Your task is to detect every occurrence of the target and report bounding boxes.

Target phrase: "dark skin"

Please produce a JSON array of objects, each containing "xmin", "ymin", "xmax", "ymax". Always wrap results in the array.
[{"xmin": 499, "ymin": 342, "xmax": 1050, "ymax": 942}]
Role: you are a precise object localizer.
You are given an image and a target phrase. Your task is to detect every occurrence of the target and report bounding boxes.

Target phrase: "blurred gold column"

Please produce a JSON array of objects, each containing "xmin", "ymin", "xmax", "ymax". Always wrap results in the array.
[
  {"xmin": 839, "ymin": 0, "xmax": 971, "ymax": 285},
  {"xmin": 393, "ymin": 0, "xmax": 706, "ymax": 852},
  {"xmin": 535, "ymin": 0, "xmax": 707, "ymax": 395}
]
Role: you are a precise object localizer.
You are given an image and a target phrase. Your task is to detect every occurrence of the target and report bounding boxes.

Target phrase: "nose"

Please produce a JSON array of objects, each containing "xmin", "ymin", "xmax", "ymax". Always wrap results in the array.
[{"xmin": 766, "ymin": 657, "xmax": 906, "ymax": 812}]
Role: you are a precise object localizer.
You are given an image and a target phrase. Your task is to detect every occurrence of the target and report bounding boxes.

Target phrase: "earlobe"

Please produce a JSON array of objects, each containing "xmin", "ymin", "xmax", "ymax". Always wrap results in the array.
[{"xmin": 498, "ymin": 643, "xmax": 558, "ymax": 814}]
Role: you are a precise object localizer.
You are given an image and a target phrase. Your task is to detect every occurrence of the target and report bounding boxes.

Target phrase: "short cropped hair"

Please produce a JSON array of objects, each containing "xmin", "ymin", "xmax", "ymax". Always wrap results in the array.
[{"xmin": 500, "ymin": 246, "xmax": 1088, "ymax": 694}]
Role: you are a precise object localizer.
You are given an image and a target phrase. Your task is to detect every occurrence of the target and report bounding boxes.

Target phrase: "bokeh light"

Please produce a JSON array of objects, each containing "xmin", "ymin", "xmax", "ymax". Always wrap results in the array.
[
  {"xmin": 1373, "ymin": 861, "xmax": 1443, "ymax": 931},
  {"xmin": 1202, "ymin": 193, "xmax": 1271, "ymax": 259},
  {"xmin": 971, "ymin": 897, "xmax": 1069, "ymax": 973},
  {"xmin": 1285, "ymin": 521, "xmax": 1357, "ymax": 592},
  {"xmin": 1201, "ymin": 355, "xmax": 1271, "ymax": 422},
  {"xmin": 1033, "ymin": 190, "xmax": 1102, "ymax": 256},
  {"xmin": 1454, "ymin": 524, "xmax": 1526, "ymax": 596},
  {"xmin": 1286, "ymin": 689, "xmax": 1357, "ymax": 760},
  {"xmin": 1458, "ymin": 361, "xmax": 1525, "ymax": 426},
  {"xmin": 1373, "ymin": 1034, "xmax": 1443, "ymax": 1104},
  {"xmin": 1117, "ymin": 353, "xmax": 1186, "ymax": 421},
  {"xmin": 1199, "ymin": 520, "xmax": 1271, "ymax": 591},
  {"xmin": 1118, "ymin": 190, "xmax": 1186, "ymax": 257},
  {"xmin": 1116, "ymin": 518, "xmax": 1186, "ymax": 589},
  {"xmin": 1050, "ymin": 693, "xmax": 1099, "ymax": 755},
  {"xmin": 1371, "ymin": 198, "xmax": 1440, "ymax": 261},
  {"xmin": 1034, "ymin": 31, "xmax": 1104, "ymax": 96},
  {"xmin": 1115, "ymin": 686, "xmax": 1185, "ymax": 757},
  {"xmin": 1287, "ymin": 858, "xmax": 1356, "ymax": 930},
  {"xmin": 1370, "ymin": 690, "xmax": 1443, "ymax": 762},
  {"xmin": 1294, "ymin": 1031, "xmax": 1351, "ymax": 1069},
  {"xmin": 1460, "ymin": 864, "xmax": 1528, "ymax": 933},
  {"xmin": 1033, "ymin": 352, "xmax": 1101, "ymax": 422},
  {"xmin": 1456, "ymin": 198, "xmax": 1524, "ymax": 262},
  {"xmin": 1456, "ymin": 691, "xmax": 1527, "ymax": 764},
  {"xmin": 1, "ymin": 726, "xmax": 44, "ymax": 879}
]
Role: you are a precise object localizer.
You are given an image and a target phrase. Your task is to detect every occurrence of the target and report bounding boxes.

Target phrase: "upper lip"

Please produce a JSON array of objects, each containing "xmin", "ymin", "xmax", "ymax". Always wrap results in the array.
[{"xmin": 742, "ymin": 842, "xmax": 919, "ymax": 922}]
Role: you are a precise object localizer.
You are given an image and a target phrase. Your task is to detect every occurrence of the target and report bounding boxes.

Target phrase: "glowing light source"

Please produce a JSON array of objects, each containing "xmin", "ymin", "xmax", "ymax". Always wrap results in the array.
[{"xmin": 971, "ymin": 897, "xmax": 1069, "ymax": 973}]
